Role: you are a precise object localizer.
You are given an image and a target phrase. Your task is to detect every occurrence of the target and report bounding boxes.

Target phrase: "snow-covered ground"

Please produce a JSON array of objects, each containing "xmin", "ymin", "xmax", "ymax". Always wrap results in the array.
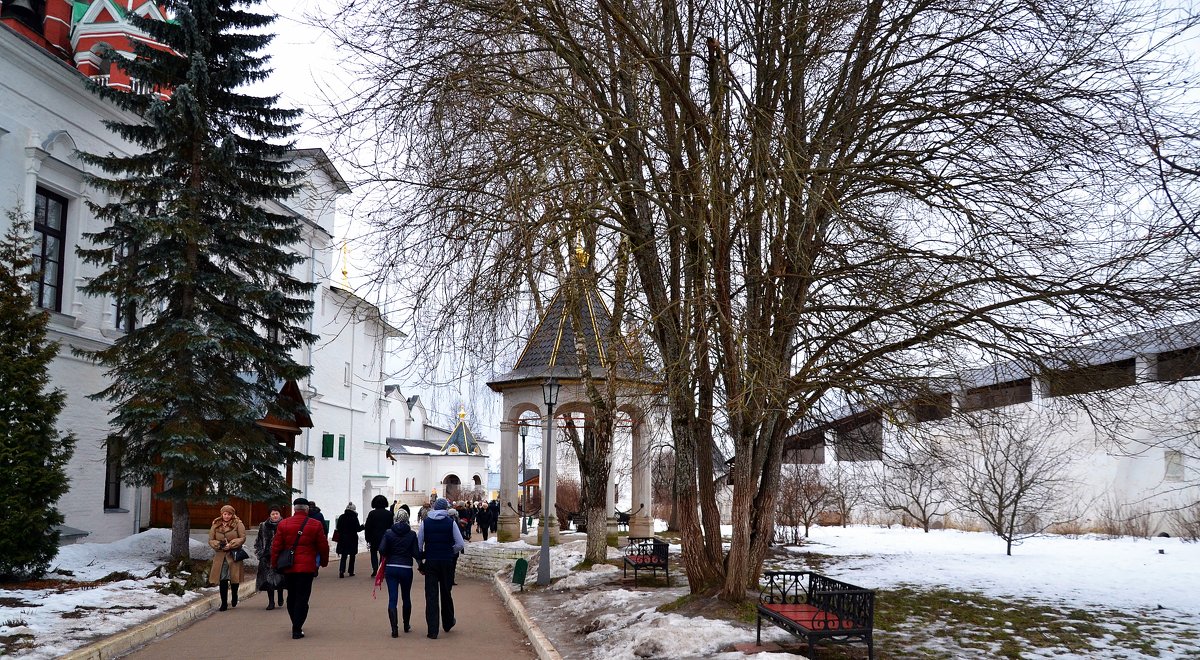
[
  {"xmin": 0, "ymin": 529, "xmax": 214, "ymax": 659},
  {"xmin": 4, "ymin": 525, "xmax": 1200, "ymax": 658},
  {"xmin": 515, "ymin": 524, "xmax": 1200, "ymax": 660}
]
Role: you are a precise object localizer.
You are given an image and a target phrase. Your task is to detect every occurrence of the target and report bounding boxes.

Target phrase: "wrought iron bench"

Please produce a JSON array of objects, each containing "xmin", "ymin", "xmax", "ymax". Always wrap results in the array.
[
  {"xmin": 570, "ymin": 512, "xmax": 587, "ymax": 533},
  {"xmin": 757, "ymin": 570, "xmax": 875, "ymax": 659},
  {"xmin": 622, "ymin": 536, "xmax": 668, "ymax": 586}
]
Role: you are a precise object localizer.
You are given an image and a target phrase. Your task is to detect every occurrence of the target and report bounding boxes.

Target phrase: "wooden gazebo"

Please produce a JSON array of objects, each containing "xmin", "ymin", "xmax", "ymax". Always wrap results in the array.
[{"xmin": 149, "ymin": 379, "xmax": 313, "ymax": 528}]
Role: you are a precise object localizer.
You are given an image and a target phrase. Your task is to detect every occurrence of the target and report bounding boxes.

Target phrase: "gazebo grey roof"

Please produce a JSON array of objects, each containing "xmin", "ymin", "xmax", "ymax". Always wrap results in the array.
[{"xmin": 487, "ymin": 271, "xmax": 658, "ymax": 391}]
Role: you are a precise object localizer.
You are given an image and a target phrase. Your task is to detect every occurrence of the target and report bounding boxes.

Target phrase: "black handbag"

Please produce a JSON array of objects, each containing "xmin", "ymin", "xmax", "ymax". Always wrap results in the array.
[
  {"xmin": 230, "ymin": 546, "xmax": 250, "ymax": 562},
  {"xmin": 275, "ymin": 517, "xmax": 309, "ymax": 570}
]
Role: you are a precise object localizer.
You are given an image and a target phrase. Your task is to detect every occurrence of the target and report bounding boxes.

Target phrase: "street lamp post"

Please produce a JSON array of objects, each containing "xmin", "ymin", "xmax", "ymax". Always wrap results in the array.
[
  {"xmin": 519, "ymin": 423, "xmax": 528, "ymax": 536},
  {"xmin": 538, "ymin": 377, "xmax": 560, "ymax": 586}
]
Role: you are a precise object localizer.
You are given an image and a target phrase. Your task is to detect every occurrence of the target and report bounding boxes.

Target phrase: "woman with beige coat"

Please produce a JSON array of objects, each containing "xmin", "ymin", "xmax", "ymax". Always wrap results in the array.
[{"xmin": 208, "ymin": 505, "xmax": 247, "ymax": 611}]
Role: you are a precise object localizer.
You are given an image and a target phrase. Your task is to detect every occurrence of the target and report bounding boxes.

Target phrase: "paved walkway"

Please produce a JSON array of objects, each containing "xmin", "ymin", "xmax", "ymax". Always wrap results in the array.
[{"xmin": 123, "ymin": 554, "xmax": 537, "ymax": 658}]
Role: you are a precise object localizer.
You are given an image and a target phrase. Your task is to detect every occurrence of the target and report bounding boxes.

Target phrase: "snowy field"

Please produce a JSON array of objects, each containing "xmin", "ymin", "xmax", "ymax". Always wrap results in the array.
[
  {"xmin": 517, "ymin": 524, "xmax": 1200, "ymax": 660},
  {"xmin": 4, "ymin": 525, "xmax": 1200, "ymax": 658}
]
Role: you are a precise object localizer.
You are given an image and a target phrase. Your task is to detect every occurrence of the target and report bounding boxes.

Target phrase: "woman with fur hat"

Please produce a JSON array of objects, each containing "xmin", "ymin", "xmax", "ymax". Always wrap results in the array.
[
  {"xmin": 208, "ymin": 505, "xmax": 247, "ymax": 611},
  {"xmin": 377, "ymin": 509, "xmax": 422, "ymax": 636},
  {"xmin": 335, "ymin": 502, "xmax": 364, "ymax": 578},
  {"xmin": 253, "ymin": 506, "xmax": 286, "ymax": 610}
]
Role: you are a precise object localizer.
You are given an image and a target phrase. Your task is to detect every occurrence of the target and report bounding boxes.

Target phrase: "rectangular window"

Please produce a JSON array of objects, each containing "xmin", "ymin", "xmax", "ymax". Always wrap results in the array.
[
  {"xmin": 910, "ymin": 393, "xmax": 952, "ymax": 423},
  {"xmin": 784, "ymin": 432, "xmax": 826, "ymax": 464},
  {"xmin": 33, "ymin": 187, "xmax": 67, "ymax": 312},
  {"xmin": 962, "ymin": 378, "xmax": 1032, "ymax": 412},
  {"xmin": 1165, "ymin": 450, "xmax": 1185, "ymax": 482},
  {"xmin": 835, "ymin": 418, "xmax": 884, "ymax": 462},
  {"xmin": 338, "ymin": 435, "xmax": 346, "ymax": 461},
  {"xmin": 1157, "ymin": 346, "xmax": 1200, "ymax": 382},
  {"xmin": 104, "ymin": 441, "xmax": 122, "ymax": 510},
  {"xmin": 1046, "ymin": 359, "xmax": 1136, "ymax": 397},
  {"xmin": 321, "ymin": 433, "xmax": 334, "ymax": 458}
]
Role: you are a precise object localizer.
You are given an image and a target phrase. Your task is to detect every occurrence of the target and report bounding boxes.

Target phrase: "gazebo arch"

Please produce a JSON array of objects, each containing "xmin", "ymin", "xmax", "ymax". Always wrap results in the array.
[{"xmin": 486, "ymin": 255, "xmax": 662, "ymax": 542}]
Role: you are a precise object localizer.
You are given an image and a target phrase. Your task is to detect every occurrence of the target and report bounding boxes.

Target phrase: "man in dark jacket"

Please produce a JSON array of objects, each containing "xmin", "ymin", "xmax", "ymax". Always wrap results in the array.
[
  {"xmin": 417, "ymin": 497, "xmax": 464, "ymax": 639},
  {"xmin": 364, "ymin": 494, "xmax": 394, "ymax": 575},
  {"xmin": 272, "ymin": 498, "xmax": 330, "ymax": 639}
]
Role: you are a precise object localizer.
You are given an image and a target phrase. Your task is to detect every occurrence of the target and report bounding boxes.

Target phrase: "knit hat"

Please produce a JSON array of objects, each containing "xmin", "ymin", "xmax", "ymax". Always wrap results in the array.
[
  {"xmin": 433, "ymin": 497, "xmax": 450, "ymax": 510},
  {"xmin": 292, "ymin": 497, "xmax": 309, "ymax": 506},
  {"xmin": 346, "ymin": 502, "xmax": 356, "ymax": 512}
]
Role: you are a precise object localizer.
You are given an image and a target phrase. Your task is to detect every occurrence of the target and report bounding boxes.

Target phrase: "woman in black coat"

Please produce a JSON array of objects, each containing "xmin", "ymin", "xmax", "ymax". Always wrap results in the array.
[
  {"xmin": 378, "ymin": 512, "xmax": 422, "ymax": 636},
  {"xmin": 363, "ymin": 494, "xmax": 394, "ymax": 575},
  {"xmin": 335, "ymin": 503, "xmax": 364, "ymax": 577}
]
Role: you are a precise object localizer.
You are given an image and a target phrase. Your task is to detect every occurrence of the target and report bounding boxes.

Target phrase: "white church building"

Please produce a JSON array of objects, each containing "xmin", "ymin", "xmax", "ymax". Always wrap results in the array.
[{"xmin": 0, "ymin": 0, "xmax": 488, "ymax": 542}]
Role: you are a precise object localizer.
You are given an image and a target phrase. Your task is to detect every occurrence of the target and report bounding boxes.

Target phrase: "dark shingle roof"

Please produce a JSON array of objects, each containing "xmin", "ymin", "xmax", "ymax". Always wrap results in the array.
[{"xmin": 487, "ymin": 270, "xmax": 657, "ymax": 390}]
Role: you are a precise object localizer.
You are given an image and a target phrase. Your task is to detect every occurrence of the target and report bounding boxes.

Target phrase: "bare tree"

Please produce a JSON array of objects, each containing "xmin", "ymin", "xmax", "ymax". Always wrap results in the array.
[
  {"xmin": 944, "ymin": 410, "xmax": 1077, "ymax": 555},
  {"xmin": 866, "ymin": 434, "xmax": 955, "ymax": 533},
  {"xmin": 776, "ymin": 465, "xmax": 829, "ymax": 541},
  {"xmin": 322, "ymin": 0, "xmax": 1200, "ymax": 602},
  {"xmin": 825, "ymin": 462, "xmax": 866, "ymax": 527}
]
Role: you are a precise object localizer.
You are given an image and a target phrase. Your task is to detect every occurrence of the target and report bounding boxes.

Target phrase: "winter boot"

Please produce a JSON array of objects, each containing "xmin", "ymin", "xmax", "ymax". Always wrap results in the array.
[
  {"xmin": 230, "ymin": 582, "xmax": 239, "ymax": 608},
  {"xmin": 218, "ymin": 580, "xmax": 229, "ymax": 611},
  {"xmin": 388, "ymin": 608, "xmax": 399, "ymax": 638},
  {"xmin": 267, "ymin": 590, "xmax": 276, "ymax": 610},
  {"xmin": 277, "ymin": 588, "xmax": 285, "ymax": 607},
  {"xmin": 402, "ymin": 603, "xmax": 412, "ymax": 633}
]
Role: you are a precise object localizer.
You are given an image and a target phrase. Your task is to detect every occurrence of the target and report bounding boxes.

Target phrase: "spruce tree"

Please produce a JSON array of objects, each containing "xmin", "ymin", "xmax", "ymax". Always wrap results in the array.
[
  {"xmin": 77, "ymin": 0, "xmax": 316, "ymax": 558},
  {"xmin": 0, "ymin": 210, "xmax": 76, "ymax": 580}
]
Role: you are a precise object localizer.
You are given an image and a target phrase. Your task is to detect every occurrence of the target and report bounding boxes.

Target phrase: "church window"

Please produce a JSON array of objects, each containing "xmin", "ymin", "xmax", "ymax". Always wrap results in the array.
[
  {"xmin": 321, "ymin": 433, "xmax": 334, "ymax": 458},
  {"xmin": 33, "ymin": 187, "xmax": 67, "ymax": 312},
  {"xmin": 1165, "ymin": 450, "xmax": 1185, "ymax": 482},
  {"xmin": 104, "ymin": 441, "xmax": 122, "ymax": 510}
]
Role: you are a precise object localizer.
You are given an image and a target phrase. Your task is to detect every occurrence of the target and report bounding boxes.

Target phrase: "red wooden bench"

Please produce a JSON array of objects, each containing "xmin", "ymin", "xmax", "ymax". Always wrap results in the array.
[
  {"xmin": 757, "ymin": 570, "xmax": 875, "ymax": 658},
  {"xmin": 622, "ymin": 536, "xmax": 668, "ymax": 586}
]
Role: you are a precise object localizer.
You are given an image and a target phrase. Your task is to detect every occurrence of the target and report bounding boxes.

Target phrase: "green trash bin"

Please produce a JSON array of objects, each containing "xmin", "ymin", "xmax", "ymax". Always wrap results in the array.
[{"xmin": 512, "ymin": 558, "xmax": 529, "ymax": 591}]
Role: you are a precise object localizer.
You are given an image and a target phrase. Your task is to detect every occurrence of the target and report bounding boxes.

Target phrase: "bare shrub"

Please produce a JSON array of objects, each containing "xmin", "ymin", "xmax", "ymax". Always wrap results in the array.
[
  {"xmin": 1047, "ymin": 520, "xmax": 1086, "ymax": 538},
  {"xmin": 1096, "ymin": 496, "xmax": 1153, "ymax": 539},
  {"xmin": 1169, "ymin": 503, "xmax": 1200, "ymax": 542},
  {"xmin": 776, "ymin": 466, "xmax": 828, "ymax": 543},
  {"xmin": 554, "ymin": 477, "xmax": 582, "ymax": 530}
]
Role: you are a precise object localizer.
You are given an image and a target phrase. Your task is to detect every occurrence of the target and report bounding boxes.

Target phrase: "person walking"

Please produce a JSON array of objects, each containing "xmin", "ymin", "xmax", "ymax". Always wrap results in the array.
[
  {"xmin": 417, "ymin": 499, "xmax": 429, "ymax": 523},
  {"xmin": 475, "ymin": 502, "xmax": 493, "ymax": 541},
  {"xmin": 208, "ymin": 505, "xmax": 247, "ymax": 612},
  {"xmin": 377, "ymin": 509, "xmax": 421, "ymax": 637},
  {"xmin": 363, "ymin": 495, "xmax": 394, "ymax": 576},
  {"xmin": 254, "ymin": 506, "xmax": 286, "ymax": 610},
  {"xmin": 271, "ymin": 498, "xmax": 330, "ymax": 640},
  {"xmin": 309, "ymin": 501, "xmax": 328, "ymax": 534},
  {"xmin": 335, "ymin": 502, "xmax": 364, "ymax": 578},
  {"xmin": 417, "ymin": 497, "xmax": 464, "ymax": 639}
]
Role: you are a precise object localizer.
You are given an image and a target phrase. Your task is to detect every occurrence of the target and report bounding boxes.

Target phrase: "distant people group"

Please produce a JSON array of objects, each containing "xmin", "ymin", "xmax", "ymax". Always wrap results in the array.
[{"xmin": 217, "ymin": 495, "xmax": 498, "ymax": 641}]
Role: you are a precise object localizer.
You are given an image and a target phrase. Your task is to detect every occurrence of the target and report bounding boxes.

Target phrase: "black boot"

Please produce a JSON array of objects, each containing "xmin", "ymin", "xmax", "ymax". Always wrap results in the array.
[
  {"xmin": 267, "ymin": 590, "xmax": 275, "ymax": 610},
  {"xmin": 218, "ymin": 580, "xmax": 228, "ymax": 611},
  {"xmin": 388, "ymin": 608, "xmax": 399, "ymax": 638},
  {"xmin": 402, "ymin": 603, "xmax": 411, "ymax": 633},
  {"xmin": 230, "ymin": 583, "xmax": 239, "ymax": 608},
  {"xmin": 277, "ymin": 588, "xmax": 285, "ymax": 607}
]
